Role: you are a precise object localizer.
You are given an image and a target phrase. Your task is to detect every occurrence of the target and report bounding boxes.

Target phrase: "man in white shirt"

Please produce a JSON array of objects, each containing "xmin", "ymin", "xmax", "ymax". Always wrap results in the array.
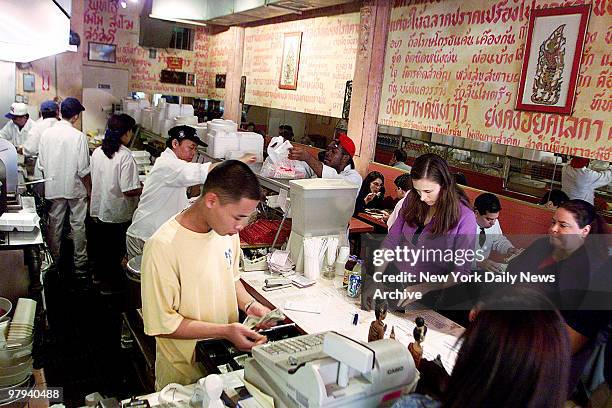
[
  {"xmin": 389, "ymin": 149, "xmax": 412, "ymax": 172},
  {"xmin": 287, "ymin": 133, "xmax": 362, "ymax": 188},
  {"xmin": 561, "ymin": 157, "xmax": 612, "ymax": 205},
  {"xmin": 22, "ymin": 101, "xmax": 60, "ymax": 177},
  {"xmin": 473, "ymin": 193, "xmax": 521, "ymax": 272},
  {"xmin": 37, "ymin": 97, "xmax": 90, "ymax": 278},
  {"xmin": 126, "ymin": 125, "xmax": 256, "ymax": 258},
  {"xmin": 386, "ymin": 173, "xmax": 412, "ymax": 228},
  {"xmin": 23, "ymin": 101, "xmax": 59, "ymax": 157},
  {"xmin": 0, "ymin": 102, "xmax": 33, "ymax": 148}
]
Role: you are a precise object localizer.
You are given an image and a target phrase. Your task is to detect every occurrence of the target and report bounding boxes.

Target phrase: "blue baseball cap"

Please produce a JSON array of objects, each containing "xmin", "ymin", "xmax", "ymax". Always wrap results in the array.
[
  {"xmin": 40, "ymin": 100, "xmax": 59, "ymax": 113},
  {"xmin": 60, "ymin": 97, "xmax": 85, "ymax": 118}
]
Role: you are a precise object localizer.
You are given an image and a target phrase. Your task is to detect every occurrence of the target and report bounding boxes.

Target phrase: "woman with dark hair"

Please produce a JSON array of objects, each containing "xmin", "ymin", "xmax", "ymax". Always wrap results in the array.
[
  {"xmin": 380, "ymin": 153, "xmax": 477, "ymax": 311},
  {"xmin": 354, "ymin": 171, "xmax": 386, "ymax": 215},
  {"xmin": 90, "ymin": 113, "xmax": 142, "ymax": 292},
  {"xmin": 393, "ymin": 290, "xmax": 571, "ymax": 408},
  {"xmin": 504, "ymin": 199, "xmax": 610, "ymax": 397}
]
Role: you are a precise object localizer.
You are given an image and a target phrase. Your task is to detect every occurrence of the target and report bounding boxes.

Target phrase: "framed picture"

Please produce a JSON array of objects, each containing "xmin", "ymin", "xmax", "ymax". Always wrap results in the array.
[
  {"xmin": 239, "ymin": 75, "xmax": 247, "ymax": 104},
  {"xmin": 88, "ymin": 42, "xmax": 117, "ymax": 63},
  {"xmin": 215, "ymin": 74, "xmax": 226, "ymax": 89},
  {"xmin": 278, "ymin": 32, "xmax": 302, "ymax": 90},
  {"xmin": 23, "ymin": 74, "xmax": 35, "ymax": 92},
  {"xmin": 186, "ymin": 73, "xmax": 195, "ymax": 87},
  {"xmin": 515, "ymin": 4, "xmax": 591, "ymax": 115}
]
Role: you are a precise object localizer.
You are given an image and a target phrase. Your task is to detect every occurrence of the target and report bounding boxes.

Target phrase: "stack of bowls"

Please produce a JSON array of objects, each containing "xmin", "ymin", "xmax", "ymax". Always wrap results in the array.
[{"xmin": 6, "ymin": 299, "xmax": 36, "ymax": 343}]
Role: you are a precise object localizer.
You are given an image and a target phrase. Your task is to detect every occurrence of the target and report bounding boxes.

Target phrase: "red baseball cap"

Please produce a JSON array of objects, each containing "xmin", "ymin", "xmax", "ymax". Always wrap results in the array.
[
  {"xmin": 338, "ymin": 134, "xmax": 356, "ymax": 157},
  {"xmin": 570, "ymin": 157, "xmax": 589, "ymax": 169}
]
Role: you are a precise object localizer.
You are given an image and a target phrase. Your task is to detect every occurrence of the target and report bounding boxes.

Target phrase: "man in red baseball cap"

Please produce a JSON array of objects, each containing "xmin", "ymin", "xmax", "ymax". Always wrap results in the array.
[{"xmin": 288, "ymin": 132, "xmax": 362, "ymax": 188}]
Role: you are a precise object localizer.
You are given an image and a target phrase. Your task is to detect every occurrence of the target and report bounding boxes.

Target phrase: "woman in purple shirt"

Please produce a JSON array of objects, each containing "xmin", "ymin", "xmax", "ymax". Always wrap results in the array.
[{"xmin": 381, "ymin": 153, "xmax": 477, "ymax": 311}]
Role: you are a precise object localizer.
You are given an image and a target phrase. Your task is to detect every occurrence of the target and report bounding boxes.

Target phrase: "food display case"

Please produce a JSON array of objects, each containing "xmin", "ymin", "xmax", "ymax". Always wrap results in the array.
[{"xmin": 375, "ymin": 126, "xmax": 612, "ymax": 217}]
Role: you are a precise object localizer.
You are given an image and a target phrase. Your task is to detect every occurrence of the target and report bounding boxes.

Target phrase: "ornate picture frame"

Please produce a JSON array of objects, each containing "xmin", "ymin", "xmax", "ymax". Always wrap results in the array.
[
  {"xmin": 515, "ymin": 4, "xmax": 591, "ymax": 115},
  {"xmin": 278, "ymin": 32, "xmax": 302, "ymax": 90}
]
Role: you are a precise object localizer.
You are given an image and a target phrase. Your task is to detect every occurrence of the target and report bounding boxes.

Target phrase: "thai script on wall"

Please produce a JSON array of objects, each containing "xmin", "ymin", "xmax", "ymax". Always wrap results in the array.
[
  {"xmin": 379, "ymin": 0, "xmax": 611, "ymax": 161},
  {"xmin": 82, "ymin": 0, "xmax": 228, "ymax": 99},
  {"xmin": 242, "ymin": 12, "xmax": 361, "ymax": 117}
]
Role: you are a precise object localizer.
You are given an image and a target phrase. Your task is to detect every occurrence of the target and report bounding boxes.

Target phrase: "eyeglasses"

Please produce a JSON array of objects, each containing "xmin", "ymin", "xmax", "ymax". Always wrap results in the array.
[{"xmin": 371, "ymin": 181, "xmax": 383, "ymax": 187}]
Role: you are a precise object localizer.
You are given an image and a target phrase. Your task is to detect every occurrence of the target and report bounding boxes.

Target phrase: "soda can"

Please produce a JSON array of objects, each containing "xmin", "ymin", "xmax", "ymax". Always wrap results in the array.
[{"xmin": 347, "ymin": 273, "xmax": 362, "ymax": 298}]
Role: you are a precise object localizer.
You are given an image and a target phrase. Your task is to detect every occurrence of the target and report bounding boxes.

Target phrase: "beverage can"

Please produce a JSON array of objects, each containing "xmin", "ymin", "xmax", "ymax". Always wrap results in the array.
[{"xmin": 347, "ymin": 273, "xmax": 362, "ymax": 298}]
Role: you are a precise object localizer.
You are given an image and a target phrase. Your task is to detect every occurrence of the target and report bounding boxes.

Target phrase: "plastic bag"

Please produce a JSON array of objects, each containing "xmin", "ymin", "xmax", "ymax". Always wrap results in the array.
[{"xmin": 260, "ymin": 136, "xmax": 309, "ymax": 179}]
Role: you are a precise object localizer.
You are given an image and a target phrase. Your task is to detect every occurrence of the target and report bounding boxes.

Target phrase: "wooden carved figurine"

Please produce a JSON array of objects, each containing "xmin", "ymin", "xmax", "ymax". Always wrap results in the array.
[
  {"xmin": 368, "ymin": 301, "xmax": 388, "ymax": 342},
  {"xmin": 408, "ymin": 316, "xmax": 427, "ymax": 368}
]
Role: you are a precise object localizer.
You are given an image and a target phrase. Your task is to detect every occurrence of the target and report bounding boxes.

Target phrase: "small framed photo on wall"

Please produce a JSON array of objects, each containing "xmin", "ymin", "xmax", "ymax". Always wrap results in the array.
[
  {"xmin": 88, "ymin": 42, "xmax": 117, "ymax": 63},
  {"xmin": 515, "ymin": 4, "xmax": 591, "ymax": 115},
  {"xmin": 23, "ymin": 74, "xmax": 35, "ymax": 92}
]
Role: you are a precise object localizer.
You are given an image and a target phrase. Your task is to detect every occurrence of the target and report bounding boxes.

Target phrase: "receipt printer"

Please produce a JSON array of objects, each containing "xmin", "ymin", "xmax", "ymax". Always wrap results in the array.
[{"xmin": 244, "ymin": 331, "xmax": 418, "ymax": 407}]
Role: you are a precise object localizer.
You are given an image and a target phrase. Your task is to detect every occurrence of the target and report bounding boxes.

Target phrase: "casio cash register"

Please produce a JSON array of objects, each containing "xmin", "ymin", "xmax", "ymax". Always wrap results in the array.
[{"xmin": 244, "ymin": 331, "xmax": 418, "ymax": 408}]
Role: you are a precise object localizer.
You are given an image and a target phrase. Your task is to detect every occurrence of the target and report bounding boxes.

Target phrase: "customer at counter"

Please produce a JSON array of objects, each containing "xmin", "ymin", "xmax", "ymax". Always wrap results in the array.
[
  {"xmin": 561, "ymin": 157, "xmax": 612, "ymax": 205},
  {"xmin": 287, "ymin": 133, "xmax": 362, "ymax": 187},
  {"xmin": 504, "ymin": 200, "xmax": 610, "ymax": 394},
  {"xmin": 90, "ymin": 114, "xmax": 142, "ymax": 292},
  {"xmin": 386, "ymin": 173, "xmax": 412, "ymax": 228},
  {"xmin": 389, "ymin": 148, "xmax": 411, "ymax": 172},
  {"xmin": 126, "ymin": 125, "xmax": 256, "ymax": 258},
  {"xmin": 393, "ymin": 290, "xmax": 571, "ymax": 408},
  {"xmin": 540, "ymin": 189, "xmax": 569, "ymax": 210},
  {"xmin": 382, "ymin": 153, "xmax": 477, "ymax": 309},
  {"xmin": 354, "ymin": 171, "xmax": 386, "ymax": 215},
  {"xmin": 142, "ymin": 161, "xmax": 271, "ymax": 391},
  {"xmin": 473, "ymin": 193, "xmax": 521, "ymax": 272}
]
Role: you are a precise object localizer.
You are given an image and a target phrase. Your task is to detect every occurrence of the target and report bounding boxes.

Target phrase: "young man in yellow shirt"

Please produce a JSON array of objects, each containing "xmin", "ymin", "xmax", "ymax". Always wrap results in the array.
[{"xmin": 141, "ymin": 160, "xmax": 271, "ymax": 390}]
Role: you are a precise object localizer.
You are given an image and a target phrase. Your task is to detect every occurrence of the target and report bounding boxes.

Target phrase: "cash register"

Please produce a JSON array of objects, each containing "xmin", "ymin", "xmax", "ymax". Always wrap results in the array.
[{"xmin": 244, "ymin": 331, "xmax": 418, "ymax": 407}]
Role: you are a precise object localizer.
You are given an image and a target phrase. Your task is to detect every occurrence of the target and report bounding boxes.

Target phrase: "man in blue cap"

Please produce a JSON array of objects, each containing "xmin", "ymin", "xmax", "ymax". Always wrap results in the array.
[
  {"xmin": 37, "ymin": 97, "xmax": 91, "ymax": 280},
  {"xmin": 0, "ymin": 102, "xmax": 33, "ymax": 148},
  {"xmin": 22, "ymin": 100, "xmax": 59, "ymax": 158}
]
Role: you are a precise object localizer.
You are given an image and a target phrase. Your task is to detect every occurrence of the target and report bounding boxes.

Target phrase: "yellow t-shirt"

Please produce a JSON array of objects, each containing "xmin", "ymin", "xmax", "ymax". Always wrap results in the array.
[{"xmin": 141, "ymin": 215, "xmax": 241, "ymax": 391}]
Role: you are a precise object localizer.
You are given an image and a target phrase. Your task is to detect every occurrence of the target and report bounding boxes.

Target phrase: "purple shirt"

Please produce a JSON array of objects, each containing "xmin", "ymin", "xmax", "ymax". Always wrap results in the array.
[{"xmin": 382, "ymin": 192, "xmax": 477, "ymax": 278}]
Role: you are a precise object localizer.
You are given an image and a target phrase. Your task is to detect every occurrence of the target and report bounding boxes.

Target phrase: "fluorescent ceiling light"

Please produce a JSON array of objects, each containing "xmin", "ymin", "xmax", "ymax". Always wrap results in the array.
[{"xmin": 149, "ymin": 14, "xmax": 207, "ymax": 26}]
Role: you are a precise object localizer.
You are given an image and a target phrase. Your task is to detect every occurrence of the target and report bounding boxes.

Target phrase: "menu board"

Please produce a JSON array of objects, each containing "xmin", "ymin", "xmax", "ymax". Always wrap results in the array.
[
  {"xmin": 242, "ymin": 12, "xmax": 361, "ymax": 118},
  {"xmin": 378, "ymin": 0, "xmax": 611, "ymax": 161},
  {"xmin": 82, "ymin": 0, "xmax": 228, "ymax": 98}
]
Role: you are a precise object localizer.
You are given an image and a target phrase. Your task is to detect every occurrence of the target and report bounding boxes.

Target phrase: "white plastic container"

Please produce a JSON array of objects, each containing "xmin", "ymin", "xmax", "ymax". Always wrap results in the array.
[
  {"xmin": 289, "ymin": 179, "xmax": 359, "ymax": 236},
  {"xmin": 174, "ymin": 116, "xmax": 198, "ymax": 126},
  {"xmin": 141, "ymin": 109, "xmax": 154, "ymax": 130},
  {"xmin": 180, "ymin": 104, "xmax": 194, "ymax": 117},
  {"xmin": 161, "ymin": 119, "xmax": 174, "ymax": 139},
  {"xmin": 0, "ymin": 213, "xmax": 40, "ymax": 232},
  {"xmin": 237, "ymin": 131, "xmax": 264, "ymax": 162},
  {"xmin": 210, "ymin": 131, "xmax": 239, "ymax": 159},
  {"xmin": 165, "ymin": 103, "xmax": 181, "ymax": 119},
  {"xmin": 193, "ymin": 123, "xmax": 207, "ymax": 143}
]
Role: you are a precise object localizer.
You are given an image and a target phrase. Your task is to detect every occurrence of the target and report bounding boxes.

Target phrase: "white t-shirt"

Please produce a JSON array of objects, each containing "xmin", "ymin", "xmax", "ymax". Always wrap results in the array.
[
  {"xmin": 0, "ymin": 118, "xmax": 33, "ymax": 147},
  {"xmin": 37, "ymin": 119, "xmax": 90, "ymax": 200},
  {"xmin": 23, "ymin": 117, "xmax": 58, "ymax": 156},
  {"xmin": 141, "ymin": 216, "xmax": 241, "ymax": 390},
  {"xmin": 475, "ymin": 221, "xmax": 514, "ymax": 259},
  {"xmin": 127, "ymin": 148, "xmax": 211, "ymax": 241},
  {"xmin": 304, "ymin": 163, "xmax": 363, "ymax": 195},
  {"xmin": 387, "ymin": 196, "xmax": 406, "ymax": 229},
  {"xmin": 561, "ymin": 164, "xmax": 612, "ymax": 205},
  {"xmin": 90, "ymin": 145, "xmax": 141, "ymax": 223}
]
